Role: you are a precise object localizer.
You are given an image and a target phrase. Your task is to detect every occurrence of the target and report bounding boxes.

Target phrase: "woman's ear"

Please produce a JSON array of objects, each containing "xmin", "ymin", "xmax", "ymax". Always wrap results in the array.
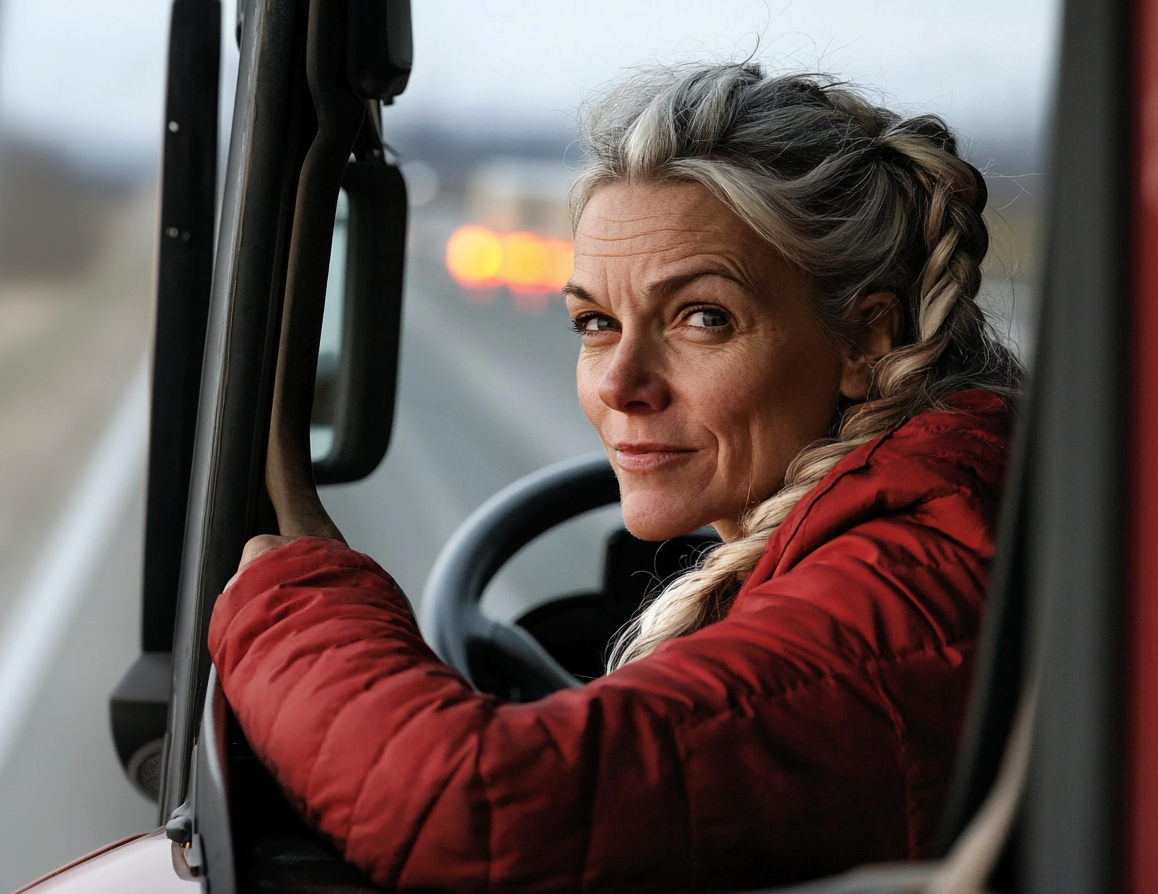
[{"xmin": 839, "ymin": 291, "xmax": 902, "ymax": 400}]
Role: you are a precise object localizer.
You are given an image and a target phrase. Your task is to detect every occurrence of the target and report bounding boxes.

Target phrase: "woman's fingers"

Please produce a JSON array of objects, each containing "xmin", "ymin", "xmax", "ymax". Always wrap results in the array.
[
  {"xmin": 239, "ymin": 534, "xmax": 298, "ymax": 573},
  {"xmin": 224, "ymin": 534, "xmax": 305, "ymax": 592}
]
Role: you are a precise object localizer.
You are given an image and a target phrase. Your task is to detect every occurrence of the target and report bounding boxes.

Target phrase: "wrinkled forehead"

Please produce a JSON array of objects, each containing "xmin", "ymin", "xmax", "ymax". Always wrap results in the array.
[
  {"xmin": 573, "ymin": 181, "xmax": 768, "ymax": 269},
  {"xmin": 568, "ymin": 180, "xmax": 817, "ymax": 311}
]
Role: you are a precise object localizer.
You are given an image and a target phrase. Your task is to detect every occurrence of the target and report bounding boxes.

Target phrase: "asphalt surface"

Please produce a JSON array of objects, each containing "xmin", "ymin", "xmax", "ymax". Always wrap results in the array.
[{"xmin": 0, "ymin": 187, "xmax": 156, "ymax": 890}]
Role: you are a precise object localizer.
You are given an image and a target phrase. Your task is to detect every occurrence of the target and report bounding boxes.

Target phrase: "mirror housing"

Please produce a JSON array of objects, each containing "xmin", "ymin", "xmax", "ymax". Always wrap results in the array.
[
  {"xmin": 347, "ymin": 0, "xmax": 412, "ymax": 103},
  {"xmin": 312, "ymin": 161, "xmax": 407, "ymax": 485}
]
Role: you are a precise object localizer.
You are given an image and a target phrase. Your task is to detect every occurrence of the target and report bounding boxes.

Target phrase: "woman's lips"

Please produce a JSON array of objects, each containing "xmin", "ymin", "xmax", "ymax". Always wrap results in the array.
[{"xmin": 613, "ymin": 443, "xmax": 697, "ymax": 473}]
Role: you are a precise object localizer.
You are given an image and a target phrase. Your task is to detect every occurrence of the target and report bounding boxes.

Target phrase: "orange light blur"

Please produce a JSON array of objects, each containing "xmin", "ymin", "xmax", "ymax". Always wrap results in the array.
[
  {"xmin": 499, "ymin": 231, "xmax": 551, "ymax": 293},
  {"xmin": 446, "ymin": 225, "xmax": 503, "ymax": 288},
  {"xmin": 446, "ymin": 225, "xmax": 573, "ymax": 297}
]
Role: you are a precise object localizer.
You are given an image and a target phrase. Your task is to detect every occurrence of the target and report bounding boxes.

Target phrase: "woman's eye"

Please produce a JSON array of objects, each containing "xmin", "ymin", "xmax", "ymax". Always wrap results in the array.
[
  {"xmin": 686, "ymin": 308, "xmax": 730, "ymax": 329},
  {"xmin": 571, "ymin": 314, "xmax": 614, "ymax": 334}
]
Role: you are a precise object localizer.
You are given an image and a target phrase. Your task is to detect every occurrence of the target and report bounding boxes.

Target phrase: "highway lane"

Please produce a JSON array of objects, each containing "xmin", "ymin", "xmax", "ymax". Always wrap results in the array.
[
  {"xmin": 0, "ymin": 189, "xmax": 154, "ymax": 625},
  {"xmin": 0, "ymin": 190, "xmax": 156, "ymax": 890},
  {"xmin": 0, "ymin": 473, "xmax": 154, "ymax": 890}
]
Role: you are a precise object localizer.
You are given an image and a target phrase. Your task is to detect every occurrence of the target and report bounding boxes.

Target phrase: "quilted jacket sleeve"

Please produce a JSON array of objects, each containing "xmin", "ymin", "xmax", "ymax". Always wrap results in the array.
[{"xmin": 207, "ymin": 517, "xmax": 981, "ymax": 892}]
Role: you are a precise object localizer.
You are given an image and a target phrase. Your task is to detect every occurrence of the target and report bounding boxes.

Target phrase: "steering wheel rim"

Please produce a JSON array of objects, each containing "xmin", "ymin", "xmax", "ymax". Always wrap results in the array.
[{"xmin": 420, "ymin": 452, "xmax": 619, "ymax": 696}]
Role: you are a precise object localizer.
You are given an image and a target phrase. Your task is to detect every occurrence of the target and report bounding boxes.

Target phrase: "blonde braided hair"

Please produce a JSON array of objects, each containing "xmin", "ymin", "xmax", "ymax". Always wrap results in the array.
[{"xmin": 566, "ymin": 64, "xmax": 1022, "ymax": 670}]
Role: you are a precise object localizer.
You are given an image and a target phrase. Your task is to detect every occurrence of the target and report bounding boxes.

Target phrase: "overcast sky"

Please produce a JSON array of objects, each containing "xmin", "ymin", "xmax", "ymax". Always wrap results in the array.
[{"xmin": 0, "ymin": 0, "xmax": 1060, "ymax": 167}]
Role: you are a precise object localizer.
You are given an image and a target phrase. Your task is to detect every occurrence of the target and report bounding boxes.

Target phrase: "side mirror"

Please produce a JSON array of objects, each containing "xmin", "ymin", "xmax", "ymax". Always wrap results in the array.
[{"xmin": 310, "ymin": 161, "xmax": 407, "ymax": 484}]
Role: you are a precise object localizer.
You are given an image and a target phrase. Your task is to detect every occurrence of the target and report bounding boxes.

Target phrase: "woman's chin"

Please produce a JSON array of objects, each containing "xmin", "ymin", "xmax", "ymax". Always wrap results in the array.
[{"xmin": 620, "ymin": 498, "xmax": 706, "ymax": 542}]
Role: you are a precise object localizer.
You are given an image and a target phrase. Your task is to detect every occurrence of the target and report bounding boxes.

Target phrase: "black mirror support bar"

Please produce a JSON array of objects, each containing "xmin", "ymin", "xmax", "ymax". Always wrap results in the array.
[
  {"xmin": 109, "ymin": 0, "xmax": 221, "ymax": 804},
  {"xmin": 141, "ymin": 0, "xmax": 222, "ymax": 656}
]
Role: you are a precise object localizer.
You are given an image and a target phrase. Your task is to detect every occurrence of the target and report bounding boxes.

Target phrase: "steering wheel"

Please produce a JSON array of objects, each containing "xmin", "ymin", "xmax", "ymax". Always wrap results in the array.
[{"xmin": 420, "ymin": 453, "xmax": 620, "ymax": 700}]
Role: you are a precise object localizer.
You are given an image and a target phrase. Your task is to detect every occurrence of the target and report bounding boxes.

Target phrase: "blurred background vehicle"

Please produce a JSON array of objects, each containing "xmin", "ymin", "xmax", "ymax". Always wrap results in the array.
[{"xmin": 0, "ymin": 0, "xmax": 1057, "ymax": 888}]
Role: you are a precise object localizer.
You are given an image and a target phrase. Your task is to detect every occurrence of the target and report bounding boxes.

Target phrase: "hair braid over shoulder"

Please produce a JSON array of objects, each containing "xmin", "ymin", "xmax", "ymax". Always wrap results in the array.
[{"xmin": 567, "ymin": 63, "xmax": 1022, "ymax": 669}]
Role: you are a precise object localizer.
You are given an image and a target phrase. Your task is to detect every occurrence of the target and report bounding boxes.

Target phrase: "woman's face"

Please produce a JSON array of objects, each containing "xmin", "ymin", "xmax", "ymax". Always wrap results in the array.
[{"xmin": 567, "ymin": 181, "xmax": 849, "ymax": 541}]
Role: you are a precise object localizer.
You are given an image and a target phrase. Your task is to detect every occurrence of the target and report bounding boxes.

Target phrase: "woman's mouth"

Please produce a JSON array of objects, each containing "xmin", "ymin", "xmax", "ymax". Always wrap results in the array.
[{"xmin": 613, "ymin": 443, "xmax": 697, "ymax": 473}]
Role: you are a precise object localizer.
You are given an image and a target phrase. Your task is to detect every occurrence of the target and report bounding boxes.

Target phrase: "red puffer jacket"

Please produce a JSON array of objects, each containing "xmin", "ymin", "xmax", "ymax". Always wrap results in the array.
[{"xmin": 209, "ymin": 389, "xmax": 1012, "ymax": 892}]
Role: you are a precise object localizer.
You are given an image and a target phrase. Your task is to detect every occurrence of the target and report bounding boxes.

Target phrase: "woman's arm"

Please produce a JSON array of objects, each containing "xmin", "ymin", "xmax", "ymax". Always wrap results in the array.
[{"xmin": 208, "ymin": 526, "xmax": 976, "ymax": 892}]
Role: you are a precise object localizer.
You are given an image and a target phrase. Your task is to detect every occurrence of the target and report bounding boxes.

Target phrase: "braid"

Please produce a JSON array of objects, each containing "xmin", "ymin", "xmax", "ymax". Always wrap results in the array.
[
  {"xmin": 579, "ymin": 64, "xmax": 1023, "ymax": 670},
  {"xmin": 859, "ymin": 125, "xmax": 1004, "ymax": 422}
]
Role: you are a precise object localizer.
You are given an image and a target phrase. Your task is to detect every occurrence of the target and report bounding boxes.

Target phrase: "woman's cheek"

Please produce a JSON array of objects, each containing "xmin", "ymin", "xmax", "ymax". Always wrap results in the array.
[{"xmin": 576, "ymin": 354, "xmax": 607, "ymax": 429}]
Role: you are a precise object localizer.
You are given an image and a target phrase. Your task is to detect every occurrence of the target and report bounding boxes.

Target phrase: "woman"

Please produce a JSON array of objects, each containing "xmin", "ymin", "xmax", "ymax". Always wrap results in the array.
[{"xmin": 210, "ymin": 62, "xmax": 1020, "ymax": 891}]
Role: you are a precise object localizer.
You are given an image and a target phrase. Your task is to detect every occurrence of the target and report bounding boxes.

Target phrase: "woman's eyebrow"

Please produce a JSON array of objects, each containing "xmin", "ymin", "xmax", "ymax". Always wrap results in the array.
[
  {"xmin": 562, "ymin": 269, "xmax": 746, "ymax": 304},
  {"xmin": 561, "ymin": 283, "xmax": 597, "ymax": 302},
  {"xmin": 647, "ymin": 268, "xmax": 746, "ymax": 298}
]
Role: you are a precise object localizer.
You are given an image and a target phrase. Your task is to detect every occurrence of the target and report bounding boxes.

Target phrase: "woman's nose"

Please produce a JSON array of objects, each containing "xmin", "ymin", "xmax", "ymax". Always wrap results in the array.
[{"xmin": 597, "ymin": 336, "xmax": 670, "ymax": 413}]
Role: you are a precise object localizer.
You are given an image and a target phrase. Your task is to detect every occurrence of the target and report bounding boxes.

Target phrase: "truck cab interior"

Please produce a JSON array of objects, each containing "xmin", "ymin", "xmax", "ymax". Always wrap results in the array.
[{"xmin": 62, "ymin": 0, "xmax": 1158, "ymax": 891}]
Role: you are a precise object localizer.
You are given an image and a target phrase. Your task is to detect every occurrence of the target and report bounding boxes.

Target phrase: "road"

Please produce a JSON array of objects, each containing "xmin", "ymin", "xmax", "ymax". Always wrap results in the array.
[{"xmin": 0, "ymin": 187, "xmax": 156, "ymax": 889}]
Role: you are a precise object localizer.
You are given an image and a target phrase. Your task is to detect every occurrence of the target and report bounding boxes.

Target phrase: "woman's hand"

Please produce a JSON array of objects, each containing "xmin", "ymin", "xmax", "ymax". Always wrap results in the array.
[
  {"xmin": 239, "ymin": 534, "xmax": 299, "ymax": 571},
  {"xmin": 225, "ymin": 533, "xmax": 306, "ymax": 591}
]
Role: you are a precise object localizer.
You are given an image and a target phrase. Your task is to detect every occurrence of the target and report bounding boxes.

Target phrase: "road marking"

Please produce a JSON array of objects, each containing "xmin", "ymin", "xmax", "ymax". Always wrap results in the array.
[{"xmin": 0, "ymin": 358, "xmax": 148, "ymax": 777}]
